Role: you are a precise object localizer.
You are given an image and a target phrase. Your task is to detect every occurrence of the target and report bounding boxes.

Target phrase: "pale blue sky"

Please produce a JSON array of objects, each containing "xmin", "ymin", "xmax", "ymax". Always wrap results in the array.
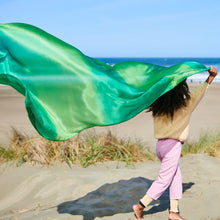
[{"xmin": 0, "ymin": 0, "xmax": 220, "ymax": 57}]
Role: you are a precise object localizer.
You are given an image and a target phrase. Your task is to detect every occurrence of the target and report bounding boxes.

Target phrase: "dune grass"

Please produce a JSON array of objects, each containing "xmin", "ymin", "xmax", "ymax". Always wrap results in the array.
[
  {"xmin": 0, "ymin": 128, "xmax": 156, "ymax": 168},
  {"xmin": 1, "ymin": 129, "xmax": 219, "ymax": 168},
  {"xmin": 182, "ymin": 131, "xmax": 220, "ymax": 157}
]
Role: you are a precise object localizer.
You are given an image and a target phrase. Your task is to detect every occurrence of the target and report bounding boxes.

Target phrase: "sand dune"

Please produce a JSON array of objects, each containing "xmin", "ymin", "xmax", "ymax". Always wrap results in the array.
[{"xmin": 0, "ymin": 154, "xmax": 220, "ymax": 219}]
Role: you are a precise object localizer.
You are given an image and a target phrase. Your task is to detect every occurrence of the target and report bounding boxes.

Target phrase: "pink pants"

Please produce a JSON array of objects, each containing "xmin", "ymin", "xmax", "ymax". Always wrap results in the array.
[{"xmin": 147, "ymin": 138, "xmax": 182, "ymax": 200}]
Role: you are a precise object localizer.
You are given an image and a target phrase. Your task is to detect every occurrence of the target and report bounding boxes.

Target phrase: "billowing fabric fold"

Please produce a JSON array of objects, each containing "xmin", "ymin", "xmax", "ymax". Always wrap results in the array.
[{"xmin": 0, "ymin": 23, "xmax": 210, "ymax": 140}]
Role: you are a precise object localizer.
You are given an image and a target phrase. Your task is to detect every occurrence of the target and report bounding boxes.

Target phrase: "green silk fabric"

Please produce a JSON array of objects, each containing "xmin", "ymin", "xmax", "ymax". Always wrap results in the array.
[{"xmin": 0, "ymin": 23, "xmax": 210, "ymax": 140}]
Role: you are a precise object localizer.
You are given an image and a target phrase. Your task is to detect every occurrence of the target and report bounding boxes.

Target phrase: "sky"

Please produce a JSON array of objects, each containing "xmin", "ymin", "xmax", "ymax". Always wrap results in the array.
[{"xmin": 0, "ymin": 0, "xmax": 220, "ymax": 57}]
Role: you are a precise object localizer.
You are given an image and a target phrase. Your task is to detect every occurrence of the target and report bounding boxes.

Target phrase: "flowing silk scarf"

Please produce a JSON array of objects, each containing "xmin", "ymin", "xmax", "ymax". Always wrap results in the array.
[{"xmin": 0, "ymin": 23, "xmax": 210, "ymax": 140}]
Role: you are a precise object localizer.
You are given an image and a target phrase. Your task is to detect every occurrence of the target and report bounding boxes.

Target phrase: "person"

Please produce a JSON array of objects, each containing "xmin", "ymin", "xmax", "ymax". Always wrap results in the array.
[{"xmin": 132, "ymin": 66, "xmax": 218, "ymax": 220}]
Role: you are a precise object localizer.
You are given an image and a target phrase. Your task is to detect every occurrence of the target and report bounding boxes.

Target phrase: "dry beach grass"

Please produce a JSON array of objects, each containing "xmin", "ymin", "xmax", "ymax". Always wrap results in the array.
[
  {"xmin": 0, "ymin": 128, "xmax": 157, "ymax": 167},
  {"xmin": 182, "ymin": 131, "xmax": 220, "ymax": 157},
  {"xmin": 0, "ymin": 128, "xmax": 220, "ymax": 168}
]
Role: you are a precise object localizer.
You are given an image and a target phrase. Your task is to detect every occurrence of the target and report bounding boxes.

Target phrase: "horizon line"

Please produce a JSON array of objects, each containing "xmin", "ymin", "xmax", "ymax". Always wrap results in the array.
[{"xmin": 94, "ymin": 56, "xmax": 220, "ymax": 58}]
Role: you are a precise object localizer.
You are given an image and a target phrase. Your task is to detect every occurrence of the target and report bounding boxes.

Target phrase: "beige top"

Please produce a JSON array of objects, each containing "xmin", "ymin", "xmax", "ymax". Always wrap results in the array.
[{"xmin": 154, "ymin": 82, "xmax": 208, "ymax": 142}]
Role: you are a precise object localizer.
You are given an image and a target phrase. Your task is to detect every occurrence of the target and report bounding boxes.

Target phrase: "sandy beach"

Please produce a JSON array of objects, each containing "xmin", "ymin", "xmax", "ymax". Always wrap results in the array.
[
  {"xmin": 0, "ymin": 83, "xmax": 220, "ymax": 219},
  {"xmin": 1, "ymin": 83, "xmax": 220, "ymax": 150}
]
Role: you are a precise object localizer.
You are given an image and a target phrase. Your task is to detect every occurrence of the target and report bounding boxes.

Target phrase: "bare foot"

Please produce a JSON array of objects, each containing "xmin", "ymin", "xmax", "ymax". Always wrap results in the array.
[
  {"xmin": 132, "ymin": 204, "xmax": 144, "ymax": 219},
  {"xmin": 168, "ymin": 211, "xmax": 186, "ymax": 220}
]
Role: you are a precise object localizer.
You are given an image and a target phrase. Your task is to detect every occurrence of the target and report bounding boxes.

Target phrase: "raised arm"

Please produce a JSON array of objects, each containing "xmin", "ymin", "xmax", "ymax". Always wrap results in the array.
[{"xmin": 187, "ymin": 66, "xmax": 218, "ymax": 112}]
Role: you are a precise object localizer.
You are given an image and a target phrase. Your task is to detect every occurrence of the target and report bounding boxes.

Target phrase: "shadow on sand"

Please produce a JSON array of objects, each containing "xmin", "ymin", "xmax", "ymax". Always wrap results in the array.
[{"xmin": 57, "ymin": 177, "xmax": 194, "ymax": 220}]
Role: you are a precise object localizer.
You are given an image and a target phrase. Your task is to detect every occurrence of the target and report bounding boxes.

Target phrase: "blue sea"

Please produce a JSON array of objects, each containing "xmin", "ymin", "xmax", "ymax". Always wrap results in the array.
[{"xmin": 96, "ymin": 57, "xmax": 220, "ymax": 83}]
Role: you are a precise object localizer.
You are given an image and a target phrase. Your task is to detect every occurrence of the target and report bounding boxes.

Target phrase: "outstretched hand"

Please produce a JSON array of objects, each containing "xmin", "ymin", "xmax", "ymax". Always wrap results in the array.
[
  {"xmin": 206, "ymin": 66, "xmax": 218, "ymax": 84},
  {"xmin": 208, "ymin": 65, "xmax": 218, "ymax": 77}
]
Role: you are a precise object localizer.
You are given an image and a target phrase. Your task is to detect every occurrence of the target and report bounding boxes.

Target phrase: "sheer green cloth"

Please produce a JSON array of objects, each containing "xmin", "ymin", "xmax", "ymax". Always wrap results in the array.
[{"xmin": 0, "ymin": 23, "xmax": 210, "ymax": 140}]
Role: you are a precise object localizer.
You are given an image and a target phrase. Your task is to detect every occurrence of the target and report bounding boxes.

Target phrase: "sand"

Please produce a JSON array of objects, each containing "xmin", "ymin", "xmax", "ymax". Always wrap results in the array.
[
  {"xmin": 0, "ymin": 83, "xmax": 220, "ymax": 219},
  {"xmin": 0, "ymin": 154, "xmax": 220, "ymax": 219}
]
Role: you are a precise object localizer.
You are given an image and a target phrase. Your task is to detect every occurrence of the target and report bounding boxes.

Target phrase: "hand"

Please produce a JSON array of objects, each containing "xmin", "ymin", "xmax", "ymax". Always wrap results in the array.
[
  {"xmin": 206, "ymin": 66, "xmax": 218, "ymax": 84},
  {"xmin": 208, "ymin": 65, "xmax": 218, "ymax": 77}
]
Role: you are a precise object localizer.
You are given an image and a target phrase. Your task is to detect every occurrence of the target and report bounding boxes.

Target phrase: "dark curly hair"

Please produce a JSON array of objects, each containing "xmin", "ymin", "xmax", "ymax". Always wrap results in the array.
[{"xmin": 147, "ymin": 79, "xmax": 191, "ymax": 119}]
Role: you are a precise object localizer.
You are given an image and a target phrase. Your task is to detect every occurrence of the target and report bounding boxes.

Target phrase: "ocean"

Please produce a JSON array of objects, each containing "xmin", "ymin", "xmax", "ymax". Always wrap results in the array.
[
  {"xmin": 96, "ymin": 57, "xmax": 220, "ymax": 83},
  {"xmin": 0, "ymin": 58, "xmax": 219, "ymax": 87}
]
